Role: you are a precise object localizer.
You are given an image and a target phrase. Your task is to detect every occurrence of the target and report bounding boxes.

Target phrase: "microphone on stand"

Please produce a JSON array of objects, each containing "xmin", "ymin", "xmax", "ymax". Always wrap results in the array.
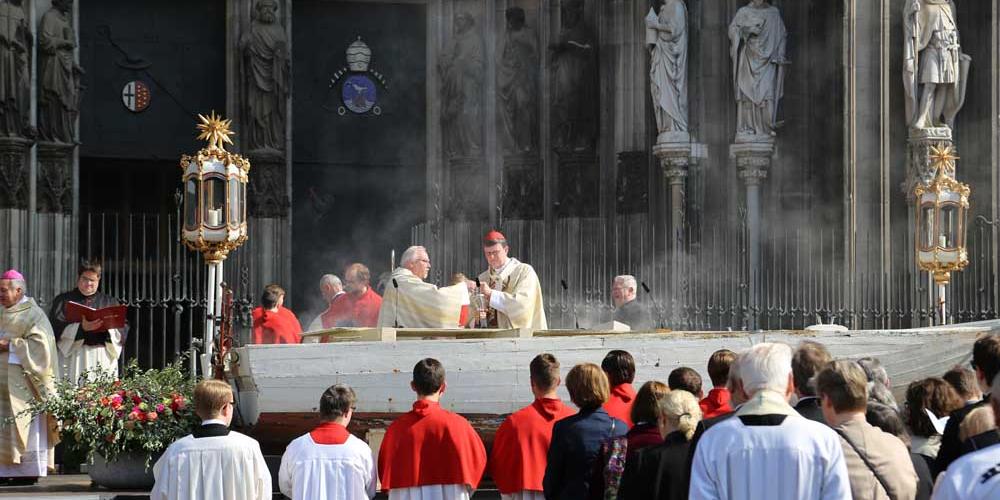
[
  {"xmin": 641, "ymin": 281, "xmax": 664, "ymax": 329},
  {"xmin": 392, "ymin": 278, "xmax": 400, "ymax": 328},
  {"xmin": 560, "ymin": 280, "xmax": 578, "ymax": 329}
]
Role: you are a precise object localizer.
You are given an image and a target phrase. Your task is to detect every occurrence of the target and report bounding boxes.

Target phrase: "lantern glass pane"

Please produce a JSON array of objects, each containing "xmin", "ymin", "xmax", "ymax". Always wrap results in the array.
[
  {"xmin": 204, "ymin": 177, "xmax": 225, "ymax": 228},
  {"xmin": 228, "ymin": 178, "xmax": 239, "ymax": 225},
  {"xmin": 919, "ymin": 204, "xmax": 935, "ymax": 250},
  {"xmin": 959, "ymin": 205, "xmax": 968, "ymax": 247},
  {"xmin": 184, "ymin": 179, "xmax": 198, "ymax": 228},
  {"xmin": 941, "ymin": 204, "xmax": 957, "ymax": 249}
]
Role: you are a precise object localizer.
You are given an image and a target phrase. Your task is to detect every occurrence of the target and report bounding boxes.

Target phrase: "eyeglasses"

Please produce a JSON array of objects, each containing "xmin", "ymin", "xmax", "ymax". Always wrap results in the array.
[{"xmin": 417, "ymin": 259, "xmax": 430, "ymax": 264}]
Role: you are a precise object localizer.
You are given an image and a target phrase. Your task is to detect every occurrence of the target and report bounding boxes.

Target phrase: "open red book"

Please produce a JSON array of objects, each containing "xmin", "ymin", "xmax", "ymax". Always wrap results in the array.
[{"xmin": 64, "ymin": 302, "xmax": 128, "ymax": 330}]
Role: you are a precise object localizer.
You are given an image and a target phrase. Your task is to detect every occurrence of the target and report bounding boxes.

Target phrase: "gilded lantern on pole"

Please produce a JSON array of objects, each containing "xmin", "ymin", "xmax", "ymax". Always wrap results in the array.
[
  {"xmin": 179, "ymin": 112, "xmax": 250, "ymax": 262},
  {"xmin": 913, "ymin": 143, "xmax": 970, "ymax": 286}
]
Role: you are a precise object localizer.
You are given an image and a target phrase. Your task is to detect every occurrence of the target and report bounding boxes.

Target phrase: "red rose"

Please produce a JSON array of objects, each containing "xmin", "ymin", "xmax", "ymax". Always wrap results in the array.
[{"xmin": 131, "ymin": 395, "xmax": 142, "ymax": 405}]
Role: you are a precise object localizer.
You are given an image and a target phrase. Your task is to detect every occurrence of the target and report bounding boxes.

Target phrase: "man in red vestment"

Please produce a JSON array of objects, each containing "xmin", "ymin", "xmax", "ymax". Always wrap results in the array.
[
  {"xmin": 378, "ymin": 358, "xmax": 486, "ymax": 499},
  {"xmin": 700, "ymin": 349, "xmax": 735, "ymax": 419},
  {"xmin": 320, "ymin": 263, "xmax": 382, "ymax": 329},
  {"xmin": 601, "ymin": 350, "xmax": 636, "ymax": 427},
  {"xmin": 490, "ymin": 353, "xmax": 574, "ymax": 499},
  {"xmin": 251, "ymin": 284, "xmax": 302, "ymax": 344}
]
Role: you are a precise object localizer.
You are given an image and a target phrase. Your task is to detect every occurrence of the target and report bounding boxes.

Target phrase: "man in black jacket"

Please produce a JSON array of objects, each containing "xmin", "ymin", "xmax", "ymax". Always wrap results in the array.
[
  {"xmin": 791, "ymin": 341, "xmax": 832, "ymax": 423},
  {"xmin": 935, "ymin": 334, "xmax": 1000, "ymax": 477}
]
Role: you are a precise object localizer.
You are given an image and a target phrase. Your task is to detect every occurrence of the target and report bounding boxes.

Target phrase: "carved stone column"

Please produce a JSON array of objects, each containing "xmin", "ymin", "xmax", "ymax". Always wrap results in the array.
[
  {"xmin": 653, "ymin": 141, "xmax": 691, "ymax": 255},
  {"xmin": 731, "ymin": 140, "xmax": 774, "ymax": 330},
  {"xmin": 229, "ymin": 0, "xmax": 292, "ymax": 303},
  {"xmin": 35, "ymin": 141, "xmax": 76, "ymax": 304},
  {"xmin": 0, "ymin": 137, "xmax": 32, "ymax": 271}
]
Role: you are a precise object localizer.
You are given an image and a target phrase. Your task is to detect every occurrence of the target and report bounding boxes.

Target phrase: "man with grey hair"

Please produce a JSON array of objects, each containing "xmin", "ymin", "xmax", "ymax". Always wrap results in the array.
[
  {"xmin": 279, "ymin": 384, "xmax": 375, "ymax": 499},
  {"xmin": 377, "ymin": 246, "xmax": 469, "ymax": 328},
  {"xmin": 0, "ymin": 269, "xmax": 59, "ymax": 485},
  {"xmin": 690, "ymin": 342, "xmax": 850, "ymax": 500},
  {"xmin": 305, "ymin": 274, "xmax": 344, "ymax": 332},
  {"xmin": 932, "ymin": 372, "xmax": 1000, "ymax": 499},
  {"xmin": 611, "ymin": 275, "xmax": 652, "ymax": 330}
]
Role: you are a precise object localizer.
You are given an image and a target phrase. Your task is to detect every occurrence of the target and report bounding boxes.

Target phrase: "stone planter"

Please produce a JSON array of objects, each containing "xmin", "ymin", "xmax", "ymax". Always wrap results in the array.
[{"xmin": 89, "ymin": 450, "xmax": 160, "ymax": 490}]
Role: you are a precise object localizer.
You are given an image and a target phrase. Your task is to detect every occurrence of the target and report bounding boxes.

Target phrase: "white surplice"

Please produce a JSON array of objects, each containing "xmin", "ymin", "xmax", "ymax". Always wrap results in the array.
[
  {"xmin": 690, "ymin": 390, "xmax": 850, "ymax": 500},
  {"xmin": 151, "ymin": 430, "xmax": 272, "ymax": 500},
  {"xmin": 57, "ymin": 323, "xmax": 122, "ymax": 383},
  {"xmin": 389, "ymin": 484, "xmax": 472, "ymax": 500},
  {"xmin": 278, "ymin": 432, "xmax": 376, "ymax": 500}
]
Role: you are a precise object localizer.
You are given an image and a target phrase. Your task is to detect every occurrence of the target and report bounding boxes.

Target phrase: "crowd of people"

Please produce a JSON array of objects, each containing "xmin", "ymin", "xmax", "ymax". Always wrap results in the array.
[{"xmin": 146, "ymin": 334, "xmax": 1000, "ymax": 499}]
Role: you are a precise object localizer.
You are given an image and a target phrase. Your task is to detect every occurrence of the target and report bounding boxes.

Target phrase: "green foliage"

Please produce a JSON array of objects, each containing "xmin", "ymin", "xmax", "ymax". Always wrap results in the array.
[{"xmin": 19, "ymin": 360, "xmax": 199, "ymax": 465}]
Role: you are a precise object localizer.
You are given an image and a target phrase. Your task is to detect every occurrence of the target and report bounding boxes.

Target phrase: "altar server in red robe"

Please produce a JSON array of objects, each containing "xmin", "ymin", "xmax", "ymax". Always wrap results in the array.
[
  {"xmin": 251, "ymin": 284, "xmax": 302, "ymax": 344},
  {"xmin": 490, "ymin": 354, "xmax": 575, "ymax": 500},
  {"xmin": 378, "ymin": 358, "xmax": 487, "ymax": 499},
  {"xmin": 602, "ymin": 350, "xmax": 637, "ymax": 427}
]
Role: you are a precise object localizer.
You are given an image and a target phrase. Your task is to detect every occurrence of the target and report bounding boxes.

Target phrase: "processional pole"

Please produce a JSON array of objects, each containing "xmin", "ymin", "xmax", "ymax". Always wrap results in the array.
[{"xmin": 179, "ymin": 112, "xmax": 251, "ymax": 377}]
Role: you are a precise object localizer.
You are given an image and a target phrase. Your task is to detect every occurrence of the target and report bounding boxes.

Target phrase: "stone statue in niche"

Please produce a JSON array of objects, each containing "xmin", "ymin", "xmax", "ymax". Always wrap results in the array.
[
  {"xmin": 439, "ymin": 11, "xmax": 484, "ymax": 158},
  {"xmin": 498, "ymin": 7, "xmax": 538, "ymax": 154},
  {"xmin": 728, "ymin": 0, "xmax": 787, "ymax": 143},
  {"xmin": 241, "ymin": 0, "xmax": 289, "ymax": 155},
  {"xmin": 38, "ymin": 0, "xmax": 84, "ymax": 144},
  {"xmin": 0, "ymin": 0, "xmax": 32, "ymax": 138},
  {"xmin": 646, "ymin": 0, "xmax": 688, "ymax": 142},
  {"xmin": 903, "ymin": 0, "xmax": 970, "ymax": 132},
  {"xmin": 551, "ymin": 0, "xmax": 597, "ymax": 152}
]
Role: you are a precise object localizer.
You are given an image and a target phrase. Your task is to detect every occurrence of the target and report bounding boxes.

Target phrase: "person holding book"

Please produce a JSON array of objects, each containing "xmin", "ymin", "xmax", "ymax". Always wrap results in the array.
[{"xmin": 48, "ymin": 260, "xmax": 126, "ymax": 383}]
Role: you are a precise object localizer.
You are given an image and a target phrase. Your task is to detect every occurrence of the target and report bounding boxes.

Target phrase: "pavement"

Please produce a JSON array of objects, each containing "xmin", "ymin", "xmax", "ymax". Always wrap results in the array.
[{"xmin": 0, "ymin": 475, "xmax": 503, "ymax": 498}]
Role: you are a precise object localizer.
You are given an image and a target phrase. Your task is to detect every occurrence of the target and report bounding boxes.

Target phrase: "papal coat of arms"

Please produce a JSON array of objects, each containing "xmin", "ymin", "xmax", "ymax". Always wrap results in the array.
[{"xmin": 328, "ymin": 37, "xmax": 388, "ymax": 116}]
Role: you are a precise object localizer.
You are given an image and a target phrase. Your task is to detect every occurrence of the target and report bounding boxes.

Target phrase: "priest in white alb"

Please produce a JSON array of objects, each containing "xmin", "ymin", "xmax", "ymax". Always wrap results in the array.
[
  {"xmin": 151, "ymin": 379, "xmax": 272, "ymax": 500},
  {"xmin": 48, "ymin": 260, "xmax": 125, "ymax": 383},
  {"xmin": 377, "ymin": 246, "xmax": 469, "ymax": 328},
  {"xmin": 279, "ymin": 384, "xmax": 376, "ymax": 500},
  {"xmin": 0, "ymin": 269, "xmax": 60, "ymax": 486},
  {"xmin": 475, "ymin": 230, "xmax": 547, "ymax": 329}
]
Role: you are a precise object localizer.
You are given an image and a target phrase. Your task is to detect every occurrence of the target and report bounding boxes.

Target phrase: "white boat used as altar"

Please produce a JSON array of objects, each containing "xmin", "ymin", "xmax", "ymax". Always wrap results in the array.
[{"xmin": 229, "ymin": 322, "xmax": 995, "ymax": 453}]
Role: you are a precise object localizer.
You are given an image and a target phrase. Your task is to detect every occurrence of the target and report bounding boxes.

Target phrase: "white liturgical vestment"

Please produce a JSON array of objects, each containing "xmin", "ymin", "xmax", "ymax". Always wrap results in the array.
[
  {"xmin": 690, "ymin": 390, "xmax": 850, "ymax": 500},
  {"xmin": 279, "ymin": 432, "xmax": 376, "ymax": 500},
  {"xmin": 377, "ymin": 268, "xmax": 468, "ymax": 329},
  {"xmin": 151, "ymin": 426, "xmax": 272, "ymax": 500},
  {"xmin": 932, "ymin": 443, "xmax": 1000, "ymax": 500}
]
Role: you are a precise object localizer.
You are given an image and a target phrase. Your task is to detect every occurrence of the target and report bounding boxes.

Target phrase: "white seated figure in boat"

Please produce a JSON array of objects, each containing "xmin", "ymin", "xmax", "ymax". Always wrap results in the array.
[
  {"xmin": 474, "ymin": 230, "xmax": 546, "ymax": 330},
  {"xmin": 377, "ymin": 246, "xmax": 469, "ymax": 329}
]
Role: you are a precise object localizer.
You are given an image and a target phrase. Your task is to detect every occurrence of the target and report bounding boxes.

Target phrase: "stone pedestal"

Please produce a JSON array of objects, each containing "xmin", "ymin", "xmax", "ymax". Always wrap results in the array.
[
  {"xmin": 904, "ymin": 127, "xmax": 954, "ymax": 199},
  {"xmin": 653, "ymin": 138, "xmax": 705, "ymax": 254},
  {"xmin": 731, "ymin": 140, "xmax": 775, "ymax": 330},
  {"xmin": 0, "ymin": 137, "xmax": 33, "ymax": 272}
]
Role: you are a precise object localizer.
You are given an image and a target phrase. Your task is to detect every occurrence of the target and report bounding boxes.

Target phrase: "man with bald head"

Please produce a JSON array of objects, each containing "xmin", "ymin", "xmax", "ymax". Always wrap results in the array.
[
  {"xmin": 0, "ymin": 270, "xmax": 59, "ymax": 485},
  {"xmin": 377, "ymin": 246, "xmax": 469, "ymax": 328}
]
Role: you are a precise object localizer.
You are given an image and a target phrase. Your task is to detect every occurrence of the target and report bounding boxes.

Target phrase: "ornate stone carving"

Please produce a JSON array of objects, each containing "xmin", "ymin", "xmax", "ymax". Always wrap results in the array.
[
  {"xmin": 903, "ymin": 0, "xmax": 970, "ymax": 131},
  {"xmin": 728, "ymin": 0, "xmax": 787, "ymax": 143},
  {"xmin": 730, "ymin": 142, "xmax": 774, "ymax": 186},
  {"xmin": 0, "ymin": 137, "xmax": 29, "ymax": 208},
  {"xmin": 240, "ymin": 0, "xmax": 289, "ymax": 155},
  {"xmin": 551, "ymin": 0, "xmax": 597, "ymax": 152},
  {"xmin": 556, "ymin": 151, "xmax": 598, "ymax": 217},
  {"xmin": 501, "ymin": 154, "xmax": 542, "ymax": 220},
  {"xmin": 646, "ymin": 0, "xmax": 688, "ymax": 142},
  {"xmin": 498, "ymin": 7, "xmax": 539, "ymax": 154},
  {"xmin": 247, "ymin": 152, "xmax": 289, "ymax": 218},
  {"xmin": 440, "ymin": 11, "xmax": 484, "ymax": 158},
  {"xmin": 616, "ymin": 151, "xmax": 648, "ymax": 215},
  {"xmin": 36, "ymin": 142, "xmax": 73, "ymax": 214},
  {"xmin": 0, "ymin": 0, "xmax": 32, "ymax": 138},
  {"xmin": 38, "ymin": 0, "xmax": 83, "ymax": 144},
  {"xmin": 446, "ymin": 156, "xmax": 488, "ymax": 220}
]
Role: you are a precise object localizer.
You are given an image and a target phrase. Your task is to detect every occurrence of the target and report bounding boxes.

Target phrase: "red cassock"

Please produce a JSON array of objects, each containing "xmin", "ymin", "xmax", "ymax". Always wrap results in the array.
[
  {"xmin": 321, "ymin": 289, "xmax": 383, "ymax": 328},
  {"xmin": 251, "ymin": 306, "xmax": 303, "ymax": 344},
  {"xmin": 378, "ymin": 400, "xmax": 487, "ymax": 492},
  {"xmin": 603, "ymin": 383, "xmax": 636, "ymax": 428},
  {"xmin": 489, "ymin": 398, "xmax": 575, "ymax": 494}
]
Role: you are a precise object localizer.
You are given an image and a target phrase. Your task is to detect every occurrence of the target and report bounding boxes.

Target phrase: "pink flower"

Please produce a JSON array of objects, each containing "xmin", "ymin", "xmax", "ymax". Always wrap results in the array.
[
  {"xmin": 155, "ymin": 404, "xmax": 165, "ymax": 413},
  {"xmin": 145, "ymin": 412, "xmax": 158, "ymax": 422}
]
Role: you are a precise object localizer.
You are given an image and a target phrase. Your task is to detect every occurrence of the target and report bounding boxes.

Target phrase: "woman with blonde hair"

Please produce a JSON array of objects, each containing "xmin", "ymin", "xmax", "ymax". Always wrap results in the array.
[{"xmin": 619, "ymin": 390, "xmax": 702, "ymax": 500}]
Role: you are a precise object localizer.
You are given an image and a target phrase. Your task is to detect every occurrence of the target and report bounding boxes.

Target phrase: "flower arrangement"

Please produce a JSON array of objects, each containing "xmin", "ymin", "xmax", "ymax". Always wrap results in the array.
[{"xmin": 21, "ymin": 360, "xmax": 199, "ymax": 465}]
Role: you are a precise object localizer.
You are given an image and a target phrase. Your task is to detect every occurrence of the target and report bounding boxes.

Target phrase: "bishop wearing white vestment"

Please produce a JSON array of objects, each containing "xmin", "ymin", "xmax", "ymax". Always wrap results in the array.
[
  {"xmin": 279, "ymin": 384, "xmax": 376, "ymax": 500},
  {"xmin": 0, "ymin": 270, "xmax": 60, "ymax": 484},
  {"xmin": 377, "ymin": 246, "xmax": 469, "ymax": 329},
  {"xmin": 152, "ymin": 379, "xmax": 272, "ymax": 500},
  {"xmin": 475, "ymin": 231, "xmax": 546, "ymax": 330}
]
